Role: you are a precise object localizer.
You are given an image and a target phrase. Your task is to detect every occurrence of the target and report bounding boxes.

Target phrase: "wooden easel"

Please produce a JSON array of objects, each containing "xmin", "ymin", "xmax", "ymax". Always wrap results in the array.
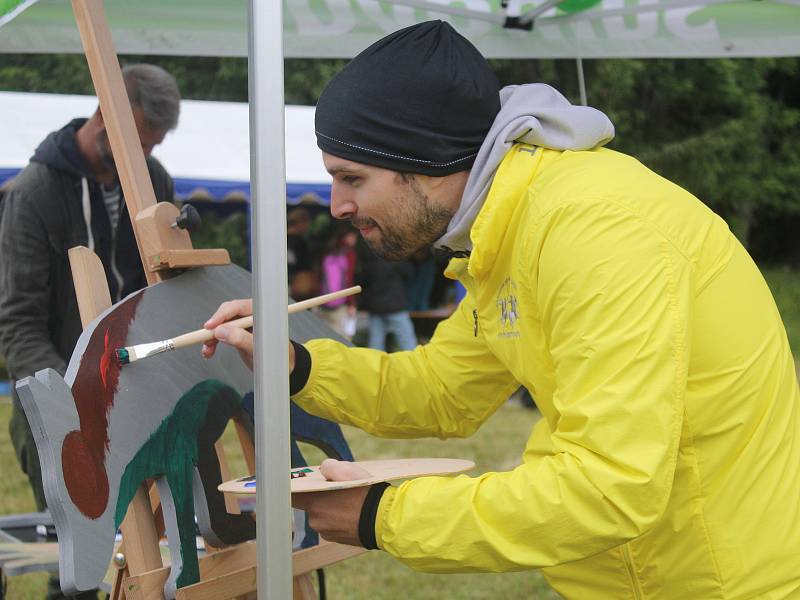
[{"xmin": 66, "ymin": 1, "xmax": 364, "ymax": 597}]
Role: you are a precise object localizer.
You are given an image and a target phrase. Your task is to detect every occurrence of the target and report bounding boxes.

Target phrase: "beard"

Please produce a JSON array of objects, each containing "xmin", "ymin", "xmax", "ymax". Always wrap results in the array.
[
  {"xmin": 354, "ymin": 176, "xmax": 455, "ymax": 261},
  {"xmin": 95, "ymin": 130, "xmax": 117, "ymax": 171}
]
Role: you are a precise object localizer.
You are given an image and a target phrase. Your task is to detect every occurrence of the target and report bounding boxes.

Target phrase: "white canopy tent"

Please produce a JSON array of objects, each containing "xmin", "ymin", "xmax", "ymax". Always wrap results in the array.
[
  {"xmin": 2, "ymin": 0, "xmax": 800, "ymax": 58},
  {"xmin": 0, "ymin": 91, "xmax": 332, "ymax": 203},
  {"xmin": 2, "ymin": 1, "xmax": 799, "ymax": 597}
]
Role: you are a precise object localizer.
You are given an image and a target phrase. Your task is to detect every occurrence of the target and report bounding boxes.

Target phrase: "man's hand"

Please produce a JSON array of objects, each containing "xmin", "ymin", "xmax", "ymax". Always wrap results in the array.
[
  {"xmin": 202, "ymin": 298, "xmax": 296, "ymax": 373},
  {"xmin": 292, "ymin": 486, "xmax": 370, "ymax": 547},
  {"xmin": 203, "ymin": 299, "xmax": 254, "ymax": 369}
]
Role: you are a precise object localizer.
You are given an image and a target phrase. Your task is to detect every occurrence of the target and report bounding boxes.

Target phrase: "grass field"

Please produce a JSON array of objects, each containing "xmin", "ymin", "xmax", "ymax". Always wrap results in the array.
[
  {"xmin": 0, "ymin": 266, "xmax": 797, "ymax": 598},
  {"xmin": 0, "ymin": 399, "xmax": 559, "ymax": 599}
]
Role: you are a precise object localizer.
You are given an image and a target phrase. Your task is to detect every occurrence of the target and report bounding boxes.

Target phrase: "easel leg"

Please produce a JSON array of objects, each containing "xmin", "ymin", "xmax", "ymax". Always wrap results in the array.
[
  {"xmin": 293, "ymin": 572, "xmax": 317, "ymax": 600},
  {"xmin": 111, "ymin": 563, "xmax": 128, "ymax": 600}
]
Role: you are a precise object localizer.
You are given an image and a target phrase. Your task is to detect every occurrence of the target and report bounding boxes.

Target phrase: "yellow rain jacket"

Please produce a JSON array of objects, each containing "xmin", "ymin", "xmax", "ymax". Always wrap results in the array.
[{"xmin": 293, "ymin": 144, "xmax": 800, "ymax": 599}]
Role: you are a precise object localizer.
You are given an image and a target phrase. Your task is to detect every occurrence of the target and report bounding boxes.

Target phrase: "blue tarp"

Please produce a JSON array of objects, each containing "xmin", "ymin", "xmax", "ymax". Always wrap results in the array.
[
  {"xmin": 0, "ymin": 168, "xmax": 332, "ymax": 205},
  {"xmin": 0, "ymin": 167, "xmax": 19, "ymax": 188},
  {"xmin": 172, "ymin": 178, "xmax": 332, "ymax": 205}
]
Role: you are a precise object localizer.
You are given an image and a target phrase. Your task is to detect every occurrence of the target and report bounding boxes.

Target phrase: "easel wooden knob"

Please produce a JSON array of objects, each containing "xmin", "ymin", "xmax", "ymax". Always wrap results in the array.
[{"xmin": 136, "ymin": 202, "xmax": 231, "ymax": 273}]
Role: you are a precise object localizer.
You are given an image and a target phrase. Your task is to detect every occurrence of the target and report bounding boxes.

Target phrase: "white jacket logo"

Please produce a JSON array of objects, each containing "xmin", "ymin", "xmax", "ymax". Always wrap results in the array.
[{"xmin": 496, "ymin": 277, "xmax": 520, "ymax": 339}]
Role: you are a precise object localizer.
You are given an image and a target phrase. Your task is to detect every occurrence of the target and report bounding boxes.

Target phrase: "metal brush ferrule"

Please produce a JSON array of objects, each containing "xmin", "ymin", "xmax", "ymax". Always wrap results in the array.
[
  {"xmin": 135, "ymin": 339, "xmax": 176, "ymax": 360},
  {"xmin": 146, "ymin": 339, "xmax": 175, "ymax": 358}
]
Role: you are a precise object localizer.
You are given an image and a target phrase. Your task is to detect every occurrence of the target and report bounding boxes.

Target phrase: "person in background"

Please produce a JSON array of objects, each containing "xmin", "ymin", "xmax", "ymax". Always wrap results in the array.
[
  {"xmin": 286, "ymin": 207, "xmax": 318, "ymax": 300},
  {"xmin": 297, "ymin": 191, "xmax": 333, "ymax": 259},
  {"xmin": 318, "ymin": 224, "xmax": 359, "ymax": 338},
  {"xmin": 0, "ymin": 64, "xmax": 180, "ymax": 600},
  {"xmin": 357, "ymin": 239, "xmax": 418, "ymax": 351},
  {"xmin": 405, "ymin": 247, "xmax": 436, "ymax": 312}
]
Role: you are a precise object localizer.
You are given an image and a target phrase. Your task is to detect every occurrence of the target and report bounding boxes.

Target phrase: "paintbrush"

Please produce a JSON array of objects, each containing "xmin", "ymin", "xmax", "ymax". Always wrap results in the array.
[{"xmin": 115, "ymin": 285, "xmax": 361, "ymax": 366}]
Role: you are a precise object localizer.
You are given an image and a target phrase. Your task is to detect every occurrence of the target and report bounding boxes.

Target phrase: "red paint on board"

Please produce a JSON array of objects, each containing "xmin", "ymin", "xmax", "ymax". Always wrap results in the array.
[
  {"xmin": 62, "ymin": 431, "xmax": 108, "ymax": 519},
  {"xmin": 62, "ymin": 292, "xmax": 143, "ymax": 518},
  {"xmin": 99, "ymin": 331, "xmax": 115, "ymax": 389}
]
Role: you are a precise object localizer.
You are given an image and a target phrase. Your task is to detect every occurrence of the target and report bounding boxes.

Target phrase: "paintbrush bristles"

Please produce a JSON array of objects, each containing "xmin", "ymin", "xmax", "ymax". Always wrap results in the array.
[
  {"xmin": 116, "ymin": 348, "xmax": 130, "ymax": 365},
  {"xmin": 115, "ymin": 340, "xmax": 175, "ymax": 365}
]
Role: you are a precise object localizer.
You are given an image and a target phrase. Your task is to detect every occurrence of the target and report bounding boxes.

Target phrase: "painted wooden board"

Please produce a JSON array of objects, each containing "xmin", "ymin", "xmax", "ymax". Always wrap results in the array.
[
  {"xmin": 14, "ymin": 263, "xmax": 353, "ymax": 598},
  {"xmin": 219, "ymin": 458, "xmax": 476, "ymax": 494},
  {"xmin": 15, "ymin": 265, "xmax": 253, "ymax": 597}
]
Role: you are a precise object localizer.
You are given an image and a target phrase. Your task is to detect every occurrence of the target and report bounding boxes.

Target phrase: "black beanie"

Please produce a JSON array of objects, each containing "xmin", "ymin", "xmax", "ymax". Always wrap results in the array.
[{"xmin": 315, "ymin": 20, "xmax": 500, "ymax": 177}]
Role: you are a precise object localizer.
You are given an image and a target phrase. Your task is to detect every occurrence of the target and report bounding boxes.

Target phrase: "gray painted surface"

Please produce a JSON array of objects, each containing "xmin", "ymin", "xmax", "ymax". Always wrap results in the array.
[{"xmin": 16, "ymin": 264, "xmax": 347, "ymax": 596}]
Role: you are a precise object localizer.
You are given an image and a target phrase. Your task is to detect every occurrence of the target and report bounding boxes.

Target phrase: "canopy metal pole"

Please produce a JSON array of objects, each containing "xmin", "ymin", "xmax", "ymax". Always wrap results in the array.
[
  {"xmin": 248, "ymin": 0, "xmax": 292, "ymax": 598},
  {"xmin": 576, "ymin": 57, "xmax": 587, "ymax": 106}
]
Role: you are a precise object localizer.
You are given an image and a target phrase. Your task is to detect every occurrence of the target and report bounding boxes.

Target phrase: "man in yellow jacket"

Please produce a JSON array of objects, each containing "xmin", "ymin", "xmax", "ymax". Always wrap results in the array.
[{"xmin": 205, "ymin": 21, "xmax": 800, "ymax": 599}]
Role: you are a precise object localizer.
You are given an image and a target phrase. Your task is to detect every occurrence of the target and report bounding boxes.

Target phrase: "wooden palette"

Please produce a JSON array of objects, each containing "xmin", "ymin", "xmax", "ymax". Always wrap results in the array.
[{"xmin": 219, "ymin": 458, "xmax": 475, "ymax": 494}]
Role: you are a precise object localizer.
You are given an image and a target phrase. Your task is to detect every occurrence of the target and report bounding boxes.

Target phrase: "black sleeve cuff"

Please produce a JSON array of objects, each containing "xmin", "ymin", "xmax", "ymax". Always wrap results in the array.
[
  {"xmin": 358, "ymin": 482, "xmax": 390, "ymax": 550},
  {"xmin": 289, "ymin": 340, "xmax": 311, "ymax": 395}
]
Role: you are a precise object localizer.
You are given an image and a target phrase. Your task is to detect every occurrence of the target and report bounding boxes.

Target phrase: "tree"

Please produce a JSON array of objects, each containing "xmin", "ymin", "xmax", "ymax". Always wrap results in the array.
[{"xmin": 1, "ymin": 53, "xmax": 798, "ymax": 261}]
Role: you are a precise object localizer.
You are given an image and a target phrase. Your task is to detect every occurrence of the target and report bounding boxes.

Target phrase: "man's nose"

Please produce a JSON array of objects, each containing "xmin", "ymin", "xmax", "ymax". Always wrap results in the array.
[{"xmin": 330, "ymin": 185, "xmax": 356, "ymax": 219}]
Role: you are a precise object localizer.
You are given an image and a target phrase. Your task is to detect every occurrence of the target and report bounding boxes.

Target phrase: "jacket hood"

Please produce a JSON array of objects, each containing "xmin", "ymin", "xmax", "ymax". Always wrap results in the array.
[
  {"xmin": 31, "ymin": 118, "xmax": 94, "ymax": 179},
  {"xmin": 435, "ymin": 84, "xmax": 615, "ymax": 254}
]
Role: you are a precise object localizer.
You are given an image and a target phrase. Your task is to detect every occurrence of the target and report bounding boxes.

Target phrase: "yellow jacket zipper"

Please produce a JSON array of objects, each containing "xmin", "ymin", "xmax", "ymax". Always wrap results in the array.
[{"xmin": 621, "ymin": 544, "xmax": 643, "ymax": 600}]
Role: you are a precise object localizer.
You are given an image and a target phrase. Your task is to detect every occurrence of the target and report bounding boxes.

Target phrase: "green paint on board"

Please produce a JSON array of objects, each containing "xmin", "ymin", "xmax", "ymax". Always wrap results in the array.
[{"xmin": 114, "ymin": 379, "xmax": 241, "ymax": 590}]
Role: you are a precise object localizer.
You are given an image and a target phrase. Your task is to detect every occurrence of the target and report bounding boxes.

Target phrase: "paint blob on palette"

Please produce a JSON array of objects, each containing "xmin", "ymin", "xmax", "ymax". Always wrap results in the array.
[{"xmin": 219, "ymin": 458, "xmax": 476, "ymax": 494}]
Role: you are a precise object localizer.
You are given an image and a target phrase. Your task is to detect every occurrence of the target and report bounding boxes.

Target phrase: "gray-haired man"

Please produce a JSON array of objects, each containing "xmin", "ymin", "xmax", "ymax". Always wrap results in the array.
[{"xmin": 0, "ymin": 63, "xmax": 179, "ymax": 599}]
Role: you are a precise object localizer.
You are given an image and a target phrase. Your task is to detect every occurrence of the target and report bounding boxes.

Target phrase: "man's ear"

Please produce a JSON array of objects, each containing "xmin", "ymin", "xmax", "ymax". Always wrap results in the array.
[
  {"xmin": 421, "ymin": 173, "xmax": 458, "ymax": 192},
  {"xmin": 415, "ymin": 174, "xmax": 443, "ymax": 192},
  {"xmin": 436, "ymin": 170, "xmax": 471, "ymax": 212}
]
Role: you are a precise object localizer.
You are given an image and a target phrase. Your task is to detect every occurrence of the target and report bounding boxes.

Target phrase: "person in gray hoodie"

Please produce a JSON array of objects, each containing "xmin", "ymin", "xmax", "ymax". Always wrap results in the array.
[{"xmin": 0, "ymin": 64, "xmax": 178, "ymax": 600}]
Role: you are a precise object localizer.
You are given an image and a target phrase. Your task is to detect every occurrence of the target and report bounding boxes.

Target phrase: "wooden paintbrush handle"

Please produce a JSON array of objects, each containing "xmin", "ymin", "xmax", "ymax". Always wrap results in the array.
[
  {"xmin": 172, "ymin": 316, "xmax": 253, "ymax": 349},
  {"xmin": 170, "ymin": 286, "xmax": 361, "ymax": 350},
  {"xmin": 287, "ymin": 286, "xmax": 361, "ymax": 314}
]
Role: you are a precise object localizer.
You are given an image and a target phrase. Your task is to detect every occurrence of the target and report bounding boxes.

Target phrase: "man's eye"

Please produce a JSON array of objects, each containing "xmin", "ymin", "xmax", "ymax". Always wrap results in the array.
[{"xmin": 342, "ymin": 175, "xmax": 359, "ymax": 185}]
